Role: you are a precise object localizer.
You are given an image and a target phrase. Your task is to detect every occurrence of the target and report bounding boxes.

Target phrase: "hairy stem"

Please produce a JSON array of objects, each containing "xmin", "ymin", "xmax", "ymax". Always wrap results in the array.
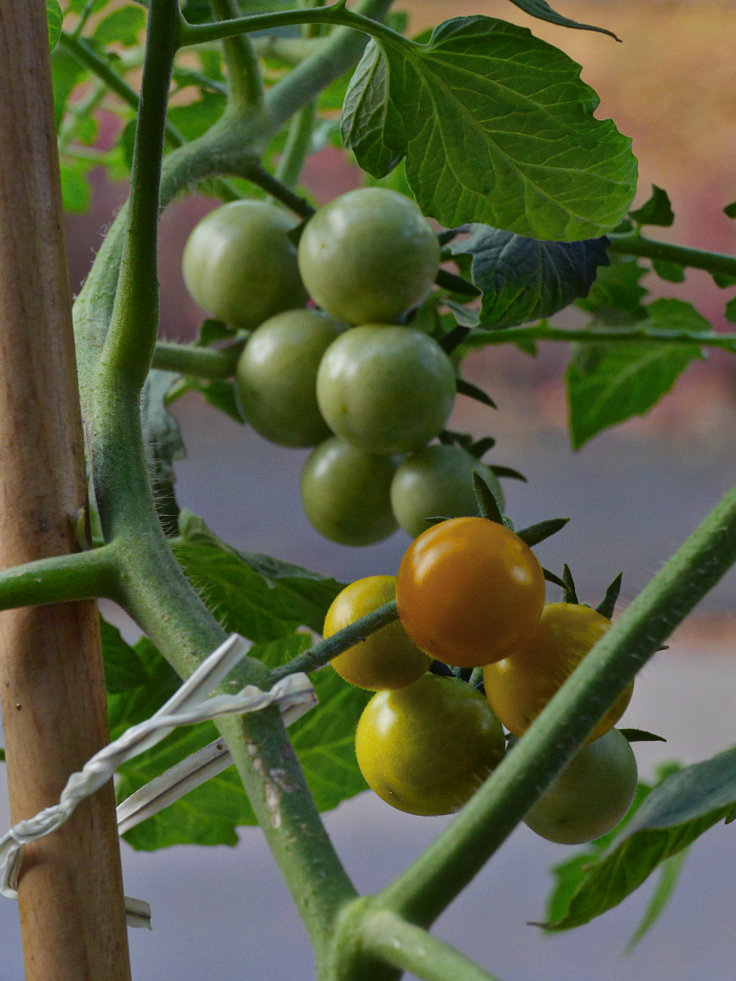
[
  {"xmin": 610, "ymin": 233, "xmax": 736, "ymax": 278},
  {"xmin": 379, "ymin": 482, "xmax": 736, "ymax": 926},
  {"xmin": 0, "ymin": 547, "xmax": 120, "ymax": 612},
  {"xmin": 210, "ymin": 0, "xmax": 264, "ymax": 110},
  {"xmin": 473, "ymin": 324, "xmax": 736, "ymax": 350}
]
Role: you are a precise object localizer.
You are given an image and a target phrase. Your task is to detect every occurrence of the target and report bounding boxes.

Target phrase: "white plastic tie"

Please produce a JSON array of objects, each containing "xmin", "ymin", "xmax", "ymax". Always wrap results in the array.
[{"xmin": 0, "ymin": 634, "xmax": 317, "ymax": 928}]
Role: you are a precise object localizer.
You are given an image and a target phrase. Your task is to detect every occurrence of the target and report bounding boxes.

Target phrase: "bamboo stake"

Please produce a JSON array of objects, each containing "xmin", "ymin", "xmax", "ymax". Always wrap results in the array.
[{"xmin": 0, "ymin": 3, "xmax": 131, "ymax": 978}]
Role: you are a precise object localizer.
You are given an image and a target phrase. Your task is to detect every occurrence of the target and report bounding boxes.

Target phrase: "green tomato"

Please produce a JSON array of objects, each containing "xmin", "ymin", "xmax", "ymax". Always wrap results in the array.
[
  {"xmin": 316, "ymin": 325, "xmax": 456, "ymax": 455},
  {"xmin": 235, "ymin": 308, "xmax": 347, "ymax": 447},
  {"xmin": 182, "ymin": 200, "xmax": 307, "ymax": 330},
  {"xmin": 324, "ymin": 575, "xmax": 430, "ymax": 691},
  {"xmin": 523, "ymin": 728, "xmax": 638, "ymax": 844},
  {"xmin": 355, "ymin": 673, "xmax": 506, "ymax": 816},
  {"xmin": 297, "ymin": 187, "xmax": 440, "ymax": 324},
  {"xmin": 390, "ymin": 444, "xmax": 505, "ymax": 538},
  {"xmin": 300, "ymin": 436, "xmax": 399, "ymax": 546}
]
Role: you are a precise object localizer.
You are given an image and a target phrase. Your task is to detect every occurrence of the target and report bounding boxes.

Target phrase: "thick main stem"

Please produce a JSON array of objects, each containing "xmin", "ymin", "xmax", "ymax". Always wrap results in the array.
[{"xmin": 0, "ymin": 3, "xmax": 130, "ymax": 979}]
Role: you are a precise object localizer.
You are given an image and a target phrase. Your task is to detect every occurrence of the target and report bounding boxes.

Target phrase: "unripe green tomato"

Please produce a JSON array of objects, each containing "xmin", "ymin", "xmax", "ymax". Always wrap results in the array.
[
  {"xmin": 523, "ymin": 728, "xmax": 638, "ymax": 844},
  {"xmin": 182, "ymin": 200, "xmax": 307, "ymax": 330},
  {"xmin": 297, "ymin": 187, "xmax": 440, "ymax": 324},
  {"xmin": 324, "ymin": 575, "xmax": 430, "ymax": 690},
  {"xmin": 316, "ymin": 325, "xmax": 456, "ymax": 455},
  {"xmin": 484, "ymin": 603, "xmax": 634, "ymax": 744},
  {"xmin": 355, "ymin": 673, "xmax": 506, "ymax": 816},
  {"xmin": 390, "ymin": 444, "xmax": 505, "ymax": 538},
  {"xmin": 235, "ymin": 308, "xmax": 347, "ymax": 447},
  {"xmin": 300, "ymin": 436, "xmax": 399, "ymax": 546}
]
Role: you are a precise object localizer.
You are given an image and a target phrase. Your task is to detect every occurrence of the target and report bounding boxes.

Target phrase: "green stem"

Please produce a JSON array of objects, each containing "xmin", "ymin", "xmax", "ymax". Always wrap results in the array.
[
  {"xmin": 152, "ymin": 341, "xmax": 242, "ymax": 378},
  {"xmin": 0, "ymin": 546, "xmax": 120, "ymax": 612},
  {"xmin": 379, "ymin": 482, "xmax": 736, "ymax": 928},
  {"xmin": 474, "ymin": 324, "xmax": 736, "ymax": 350},
  {"xmin": 210, "ymin": 0, "xmax": 264, "ymax": 110},
  {"xmin": 268, "ymin": 600, "xmax": 399, "ymax": 683},
  {"xmin": 178, "ymin": 1, "xmax": 408, "ymax": 52},
  {"xmin": 276, "ymin": 101, "xmax": 317, "ymax": 189},
  {"xmin": 358, "ymin": 910, "xmax": 500, "ymax": 981},
  {"xmin": 246, "ymin": 162, "xmax": 316, "ymax": 217},
  {"xmin": 609, "ymin": 233, "xmax": 736, "ymax": 279}
]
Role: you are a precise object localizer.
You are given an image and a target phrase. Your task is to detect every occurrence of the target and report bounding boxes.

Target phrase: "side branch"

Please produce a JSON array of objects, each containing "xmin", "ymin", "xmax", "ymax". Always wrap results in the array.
[{"xmin": 0, "ymin": 546, "xmax": 120, "ymax": 612}]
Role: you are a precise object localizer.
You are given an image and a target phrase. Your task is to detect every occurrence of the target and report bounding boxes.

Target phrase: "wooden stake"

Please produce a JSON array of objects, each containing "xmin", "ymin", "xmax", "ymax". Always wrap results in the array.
[{"xmin": 0, "ymin": 3, "xmax": 131, "ymax": 978}]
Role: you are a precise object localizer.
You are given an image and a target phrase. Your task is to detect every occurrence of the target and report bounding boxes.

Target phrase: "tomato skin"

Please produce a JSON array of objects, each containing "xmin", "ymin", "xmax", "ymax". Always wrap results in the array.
[
  {"xmin": 300, "ymin": 436, "xmax": 399, "ymax": 546},
  {"xmin": 390, "ymin": 444, "xmax": 505, "ymax": 538},
  {"xmin": 182, "ymin": 200, "xmax": 307, "ymax": 330},
  {"xmin": 355, "ymin": 673, "xmax": 505, "ymax": 815},
  {"xmin": 316, "ymin": 325, "xmax": 456, "ymax": 455},
  {"xmin": 324, "ymin": 576, "xmax": 430, "ymax": 690},
  {"xmin": 297, "ymin": 187, "xmax": 440, "ymax": 324},
  {"xmin": 396, "ymin": 516, "xmax": 546, "ymax": 668},
  {"xmin": 523, "ymin": 728, "xmax": 638, "ymax": 844},
  {"xmin": 235, "ymin": 308, "xmax": 347, "ymax": 447},
  {"xmin": 483, "ymin": 603, "xmax": 634, "ymax": 742}
]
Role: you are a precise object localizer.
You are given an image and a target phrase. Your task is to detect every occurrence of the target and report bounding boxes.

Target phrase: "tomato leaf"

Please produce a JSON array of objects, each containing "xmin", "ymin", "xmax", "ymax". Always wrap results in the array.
[
  {"xmin": 341, "ymin": 17, "xmax": 637, "ymax": 240},
  {"xmin": 93, "ymin": 6, "xmax": 147, "ymax": 48},
  {"xmin": 544, "ymin": 752, "xmax": 736, "ymax": 933},
  {"xmin": 47, "ymin": 0, "xmax": 63, "ymax": 49},
  {"xmin": 629, "ymin": 185, "xmax": 675, "ymax": 228},
  {"xmin": 576, "ymin": 257, "xmax": 648, "ymax": 324},
  {"xmin": 566, "ymin": 298, "xmax": 708, "ymax": 447},
  {"xmin": 503, "ymin": 0, "xmax": 620, "ymax": 41},
  {"xmin": 449, "ymin": 225, "xmax": 610, "ymax": 328}
]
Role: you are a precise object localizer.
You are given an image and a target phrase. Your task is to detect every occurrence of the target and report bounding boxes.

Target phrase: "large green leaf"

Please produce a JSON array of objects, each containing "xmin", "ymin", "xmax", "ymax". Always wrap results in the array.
[
  {"xmin": 545, "ymin": 750, "xmax": 736, "ymax": 932},
  {"xmin": 341, "ymin": 16, "xmax": 637, "ymax": 240},
  {"xmin": 449, "ymin": 225, "xmax": 610, "ymax": 328},
  {"xmin": 566, "ymin": 298, "xmax": 708, "ymax": 447}
]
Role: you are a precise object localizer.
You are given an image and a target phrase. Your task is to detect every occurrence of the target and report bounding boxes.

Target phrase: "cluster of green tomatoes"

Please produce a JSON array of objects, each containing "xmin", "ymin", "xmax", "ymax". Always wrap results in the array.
[
  {"xmin": 182, "ymin": 187, "xmax": 504, "ymax": 546},
  {"xmin": 325, "ymin": 515, "xmax": 638, "ymax": 845}
]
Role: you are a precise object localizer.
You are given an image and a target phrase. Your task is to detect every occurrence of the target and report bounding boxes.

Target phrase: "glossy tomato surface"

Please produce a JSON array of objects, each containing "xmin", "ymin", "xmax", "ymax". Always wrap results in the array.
[
  {"xmin": 523, "ymin": 728, "xmax": 638, "ymax": 844},
  {"xmin": 355, "ymin": 673, "xmax": 505, "ymax": 815},
  {"xmin": 324, "ymin": 575, "xmax": 430, "ymax": 690},
  {"xmin": 235, "ymin": 308, "xmax": 346, "ymax": 447},
  {"xmin": 390, "ymin": 443, "xmax": 505, "ymax": 538},
  {"xmin": 483, "ymin": 602, "xmax": 634, "ymax": 742},
  {"xmin": 300, "ymin": 436, "xmax": 399, "ymax": 546},
  {"xmin": 182, "ymin": 200, "xmax": 307, "ymax": 330},
  {"xmin": 316, "ymin": 325, "xmax": 456, "ymax": 455},
  {"xmin": 297, "ymin": 187, "xmax": 440, "ymax": 324},
  {"xmin": 396, "ymin": 516, "xmax": 546, "ymax": 668}
]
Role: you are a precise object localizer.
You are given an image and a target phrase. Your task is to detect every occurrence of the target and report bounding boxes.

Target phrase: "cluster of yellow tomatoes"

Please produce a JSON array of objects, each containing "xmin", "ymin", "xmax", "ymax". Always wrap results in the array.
[
  {"xmin": 182, "ymin": 187, "xmax": 504, "ymax": 547},
  {"xmin": 325, "ymin": 515, "xmax": 638, "ymax": 845}
]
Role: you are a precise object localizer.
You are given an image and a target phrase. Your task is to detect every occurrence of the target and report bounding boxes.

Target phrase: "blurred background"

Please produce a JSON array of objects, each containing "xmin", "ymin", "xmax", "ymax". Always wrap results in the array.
[{"xmin": 2, "ymin": 1, "xmax": 736, "ymax": 978}]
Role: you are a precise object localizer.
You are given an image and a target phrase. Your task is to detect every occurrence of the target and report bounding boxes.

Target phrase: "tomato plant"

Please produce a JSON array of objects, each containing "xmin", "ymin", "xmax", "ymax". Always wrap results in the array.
[
  {"xmin": 3, "ymin": 2, "xmax": 736, "ymax": 979},
  {"xmin": 181, "ymin": 200, "xmax": 307, "ymax": 330},
  {"xmin": 483, "ymin": 603, "xmax": 634, "ymax": 742},
  {"xmin": 316, "ymin": 324, "xmax": 456, "ymax": 454},
  {"xmin": 297, "ymin": 187, "xmax": 440, "ymax": 324},
  {"xmin": 235, "ymin": 308, "xmax": 346, "ymax": 447},
  {"xmin": 396, "ymin": 516, "xmax": 546, "ymax": 667},
  {"xmin": 522, "ymin": 728, "xmax": 638, "ymax": 844},
  {"xmin": 355, "ymin": 673, "xmax": 505, "ymax": 816},
  {"xmin": 390, "ymin": 443, "xmax": 505, "ymax": 538},
  {"xmin": 324, "ymin": 575, "xmax": 430, "ymax": 690},
  {"xmin": 300, "ymin": 435, "xmax": 399, "ymax": 546}
]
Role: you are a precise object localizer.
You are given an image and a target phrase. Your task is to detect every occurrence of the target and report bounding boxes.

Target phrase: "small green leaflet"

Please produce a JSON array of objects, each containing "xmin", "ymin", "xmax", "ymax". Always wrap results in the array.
[
  {"xmin": 47, "ymin": 0, "xmax": 62, "ymax": 49},
  {"xmin": 504, "ymin": 0, "xmax": 620, "ymax": 41},
  {"xmin": 341, "ymin": 16, "xmax": 637, "ymax": 241},
  {"xmin": 93, "ymin": 6, "xmax": 146, "ymax": 48},
  {"xmin": 629, "ymin": 185, "xmax": 675, "ymax": 228},
  {"xmin": 449, "ymin": 225, "xmax": 610, "ymax": 329},
  {"xmin": 545, "ymin": 750, "xmax": 736, "ymax": 933},
  {"xmin": 566, "ymin": 298, "xmax": 708, "ymax": 448}
]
